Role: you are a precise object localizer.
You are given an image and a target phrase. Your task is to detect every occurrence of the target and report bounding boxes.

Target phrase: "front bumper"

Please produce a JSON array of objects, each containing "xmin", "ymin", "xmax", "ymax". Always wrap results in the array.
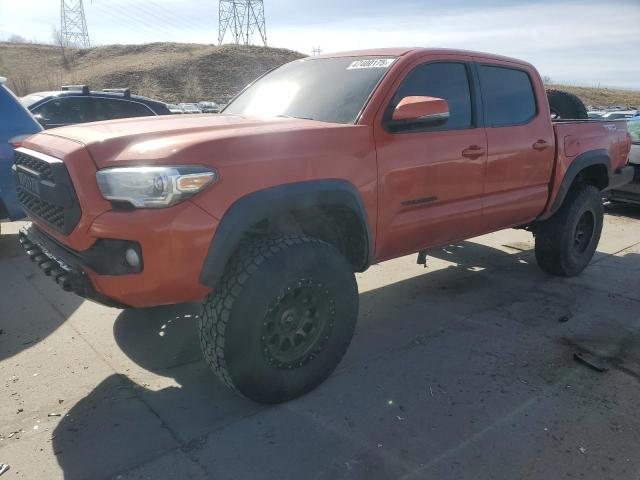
[
  {"xmin": 19, "ymin": 224, "xmax": 129, "ymax": 308},
  {"xmin": 20, "ymin": 200, "xmax": 218, "ymax": 308}
]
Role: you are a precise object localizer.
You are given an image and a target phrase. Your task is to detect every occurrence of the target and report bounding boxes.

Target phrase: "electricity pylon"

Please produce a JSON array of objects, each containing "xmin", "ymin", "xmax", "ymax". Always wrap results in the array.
[
  {"xmin": 219, "ymin": 0, "xmax": 267, "ymax": 46},
  {"xmin": 61, "ymin": 0, "xmax": 91, "ymax": 48}
]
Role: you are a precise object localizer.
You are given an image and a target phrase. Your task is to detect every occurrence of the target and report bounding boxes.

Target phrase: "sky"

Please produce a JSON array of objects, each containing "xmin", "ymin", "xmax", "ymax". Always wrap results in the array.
[{"xmin": 1, "ymin": 0, "xmax": 639, "ymax": 89}]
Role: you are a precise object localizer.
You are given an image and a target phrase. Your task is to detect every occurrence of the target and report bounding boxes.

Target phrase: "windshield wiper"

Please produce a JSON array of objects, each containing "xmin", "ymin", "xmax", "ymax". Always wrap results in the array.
[{"xmin": 275, "ymin": 114, "xmax": 315, "ymax": 121}]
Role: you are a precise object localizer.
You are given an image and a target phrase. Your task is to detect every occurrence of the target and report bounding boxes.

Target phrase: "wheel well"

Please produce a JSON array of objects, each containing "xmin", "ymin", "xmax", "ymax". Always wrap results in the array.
[
  {"xmin": 233, "ymin": 205, "xmax": 368, "ymax": 272},
  {"xmin": 575, "ymin": 164, "xmax": 609, "ymax": 191}
]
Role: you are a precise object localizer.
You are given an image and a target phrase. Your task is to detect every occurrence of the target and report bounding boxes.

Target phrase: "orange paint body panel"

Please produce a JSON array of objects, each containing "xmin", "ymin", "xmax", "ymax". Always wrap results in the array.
[{"xmin": 16, "ymin": 48, "xmax": 631, "ymax": 308}]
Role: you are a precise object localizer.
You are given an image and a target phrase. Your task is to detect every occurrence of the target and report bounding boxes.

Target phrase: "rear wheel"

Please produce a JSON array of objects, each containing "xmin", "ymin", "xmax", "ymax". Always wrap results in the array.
[
  {"xmin": 199, "ymin": 234, "xmax": 358, "ymax": 404},
  {"xmin": 535, "ymin": 184, "xmax": 603, "ymax": 276}
]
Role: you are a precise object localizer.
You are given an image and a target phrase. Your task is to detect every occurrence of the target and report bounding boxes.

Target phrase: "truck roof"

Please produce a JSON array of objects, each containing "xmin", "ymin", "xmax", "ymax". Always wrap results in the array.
[{"xmin": 314, "ymin": 47, "xmax": 533, "ymax": 68}]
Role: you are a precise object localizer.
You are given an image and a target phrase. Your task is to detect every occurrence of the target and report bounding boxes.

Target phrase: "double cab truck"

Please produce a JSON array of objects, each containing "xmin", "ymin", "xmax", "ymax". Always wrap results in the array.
[{"xmin": 14, "ymin": 48, "xmax": 633, "ymax": 403}]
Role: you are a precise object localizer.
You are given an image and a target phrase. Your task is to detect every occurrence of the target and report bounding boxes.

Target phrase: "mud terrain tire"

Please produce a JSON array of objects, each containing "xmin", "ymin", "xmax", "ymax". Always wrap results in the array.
[
  {"xmin": 535, "ymin": 184, "xmax": 603, "ymax": 277},
  {"xmin": 199, "ymin": 234, "xmax": 358, "ymax": 404},
  {"xmin": 546, "ymin": 89, "xmax": 588, "ymax": 120}
]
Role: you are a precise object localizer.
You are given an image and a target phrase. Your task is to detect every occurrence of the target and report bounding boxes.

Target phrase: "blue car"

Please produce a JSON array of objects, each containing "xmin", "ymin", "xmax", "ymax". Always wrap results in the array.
[{"xmin": 0, "ymin": 77, "xmax": 43, "ymax": 223}]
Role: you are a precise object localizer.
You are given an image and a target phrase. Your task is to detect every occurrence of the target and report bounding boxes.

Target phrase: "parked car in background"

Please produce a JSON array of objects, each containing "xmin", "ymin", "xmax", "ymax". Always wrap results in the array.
[
  {"xmin": 178, "ymin": 103, "xmax": 203, "ymax": 114},
  {"xmin": 166, "ymin": 103, "xmax": 184, "ymax": 114},
  {"xmin": 601, "ymin": 110, "xmax": 639, "ymax": 120},
  {"xmin": 21, "ymin": 86, "xmax": 171, "ymax": 129},
  {"xmin": 607, "ymin": 118, "xmax": 640, "ymax": 205},
  {"xmin": 198, "ymin": 101, "xmax": 221, "ymax": 113},
  {"xmin": 0, "ymin": 77, "xmax": 42, "ymax": 228},
  {"xmin": 588, "ymin": 110, "xmax": 606, "ymax": 119}
]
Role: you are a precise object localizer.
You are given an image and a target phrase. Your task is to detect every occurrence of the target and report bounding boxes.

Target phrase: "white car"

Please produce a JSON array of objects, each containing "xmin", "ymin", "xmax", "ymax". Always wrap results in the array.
[
  {"xmin": 607, "ymin": 118, "xmax": 640, "ymax": 205},
  {"xmin": 178, "ymin": 103, "xmax": 202, "ymax": 114}
]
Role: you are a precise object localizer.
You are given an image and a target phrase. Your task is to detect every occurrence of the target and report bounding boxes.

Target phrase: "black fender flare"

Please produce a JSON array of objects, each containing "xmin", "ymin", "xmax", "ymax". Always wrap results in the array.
[
  {"xmin": 547, "ymin": 149, "xmax": 611, "ymax": 216},
  {"xmin": 199, "ymin": 179, "xmax": 373, "ymax": 288}
]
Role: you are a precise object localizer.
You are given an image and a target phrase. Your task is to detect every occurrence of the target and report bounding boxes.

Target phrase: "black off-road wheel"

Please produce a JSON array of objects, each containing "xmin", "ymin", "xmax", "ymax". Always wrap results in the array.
[
  {"xmin": 535, "ymin": 184, "xmax": 603, "ymax": 277},
  {"xmin": 199, "ymin": 235, "xmax": 358, "ymax": 404},
  {"xmin": 546, "ymin": 89, "xmax": 588, "ymax": 120}
]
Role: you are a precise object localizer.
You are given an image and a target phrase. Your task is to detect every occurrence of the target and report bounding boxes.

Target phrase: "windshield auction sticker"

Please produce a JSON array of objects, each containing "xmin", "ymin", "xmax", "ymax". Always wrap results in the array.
[{"xmin": 347, "ymin": 58, "xmax": 396, "ymax": 70}]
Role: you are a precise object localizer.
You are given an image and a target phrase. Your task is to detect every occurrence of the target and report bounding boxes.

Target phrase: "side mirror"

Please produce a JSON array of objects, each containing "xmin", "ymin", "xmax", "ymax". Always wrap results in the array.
[{"xmin": 390, "ymin": 96, "xmax": 450, "ymax": 128}]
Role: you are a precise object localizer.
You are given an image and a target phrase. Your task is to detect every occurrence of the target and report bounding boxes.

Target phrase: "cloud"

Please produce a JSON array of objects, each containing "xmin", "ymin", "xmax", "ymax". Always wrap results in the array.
[
  {"xmin": 1, "ymin": 0, "xmax": 638, "ymax": 88},
  {"xmin": 269, "ymin": 1, "xmax": 640, "ymax": 88}
]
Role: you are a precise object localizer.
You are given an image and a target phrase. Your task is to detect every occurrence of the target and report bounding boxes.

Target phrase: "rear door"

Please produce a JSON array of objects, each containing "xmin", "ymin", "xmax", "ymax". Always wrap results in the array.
[
  {"xmin": 475, "ymin": 60, "xmax": 555, "ymax": 229},
  {"xmin": 374, "ymin": 55, "xmax": 488, "ymax": 261}
]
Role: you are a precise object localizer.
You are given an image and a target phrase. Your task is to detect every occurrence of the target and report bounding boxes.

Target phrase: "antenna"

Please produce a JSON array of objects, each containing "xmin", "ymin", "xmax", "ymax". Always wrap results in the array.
[
  {"xmin": 219, "ymin": 0, "xmax": 267, "ymax": 46},
  {"xmin": 61, "ymin": 0, "xmax": 91, "ymax": 48}
]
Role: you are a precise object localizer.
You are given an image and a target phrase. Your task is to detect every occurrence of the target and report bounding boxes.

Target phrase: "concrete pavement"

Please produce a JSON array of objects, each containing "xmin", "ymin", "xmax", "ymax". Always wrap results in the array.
[{"xmin": 1, "ymin": 205, "xmax": 639, "ymax": 480}]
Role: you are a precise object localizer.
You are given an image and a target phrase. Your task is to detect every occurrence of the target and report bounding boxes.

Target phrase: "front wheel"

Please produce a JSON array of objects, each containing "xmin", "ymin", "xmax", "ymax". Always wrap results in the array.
[
  {"xmin": 199, "ymin": 235, "xmax": 358, "ymax": 404},
  {"xmin": 535, "ymin": 184, "xmax": 603, "ymax": 277}
]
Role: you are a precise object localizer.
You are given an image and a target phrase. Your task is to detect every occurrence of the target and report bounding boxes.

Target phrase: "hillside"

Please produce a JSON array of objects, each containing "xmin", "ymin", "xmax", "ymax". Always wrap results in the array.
[
  {"xmin": 1, "ymin": 41, "xmax": 639, "ymax": 108},
  {"xmin": 546, "ymin": 83, "xmax": 640, "ymax": 109},
  {"xmin": 0, "ymin": 42, "xmax": 304, "ymax": 104}
]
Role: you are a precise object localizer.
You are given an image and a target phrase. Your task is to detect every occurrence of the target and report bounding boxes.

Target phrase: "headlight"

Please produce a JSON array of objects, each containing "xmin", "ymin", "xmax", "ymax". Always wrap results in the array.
[{"xmin": 96, "ymin": 166, "xmax": 218, "ymax": 208}]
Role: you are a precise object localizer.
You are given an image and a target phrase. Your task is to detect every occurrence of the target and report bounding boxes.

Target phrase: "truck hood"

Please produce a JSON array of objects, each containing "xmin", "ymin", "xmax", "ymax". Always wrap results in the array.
[{"xmin": 42, "ymin": 114, "xmax": 350, "ymax": 168}]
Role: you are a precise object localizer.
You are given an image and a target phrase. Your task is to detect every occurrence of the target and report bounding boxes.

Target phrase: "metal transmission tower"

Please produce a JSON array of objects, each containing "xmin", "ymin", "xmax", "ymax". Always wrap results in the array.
[
  {"xmin": 61, "ymin": 0, "xmax": 91, "ymax": 48},
  {"xmin": 218, "ymin": 0, "xmax": 267, "ymax": 47}
]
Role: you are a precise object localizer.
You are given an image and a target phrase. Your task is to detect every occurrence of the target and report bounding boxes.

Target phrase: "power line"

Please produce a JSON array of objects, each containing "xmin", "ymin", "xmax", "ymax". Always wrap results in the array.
[
  {"xmin": 90, "ymin": 2, "xmax": 183, "ymax": 42},
  {"xmin": 219, "ymin": 0, "xmax": 267, "ymax": 46},
  {"xmin": 61, "ymin": 0, "xmax": 90, "ymax": 48},
  {"xmin": 144, "ymin": 0, "xmax": 211, "ymax": 35}
]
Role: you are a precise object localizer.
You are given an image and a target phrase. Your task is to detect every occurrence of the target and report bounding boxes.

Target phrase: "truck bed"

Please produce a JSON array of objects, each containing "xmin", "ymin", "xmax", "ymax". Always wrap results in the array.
[{"xmin": 544, "ymin": 118, "xmax": 631, "ymax": 217}]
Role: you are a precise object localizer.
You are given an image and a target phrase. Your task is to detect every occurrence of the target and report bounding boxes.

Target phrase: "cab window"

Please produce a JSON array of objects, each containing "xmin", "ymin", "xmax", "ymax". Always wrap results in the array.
[
  {"xmin": 387, "ymin": 62, "xmax": 473, "ymax": 131},
  {"xmin": 93, "ymin": 98, "xmax": 154, "ymax": 120},
  {"xmin": 32, "ymin": 97, "xmax": 92, "ymax": 125},
  {"xmin": 479, "ymin": 65, "xmax": 537, "ymax": 127}
]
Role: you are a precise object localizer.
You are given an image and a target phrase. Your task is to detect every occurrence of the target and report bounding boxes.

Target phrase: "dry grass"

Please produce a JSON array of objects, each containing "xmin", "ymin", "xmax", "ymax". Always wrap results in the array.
[
  {"xmin": 545, "ymin": 83, "xmax": 640, "ymax": 109},
  {"xmin": 1, "ymin": 41, "xmax": 638, "ymax": 108},
  {"xmin": 0, "ymin": 41, "xmax": 303, "ymax": 103}
]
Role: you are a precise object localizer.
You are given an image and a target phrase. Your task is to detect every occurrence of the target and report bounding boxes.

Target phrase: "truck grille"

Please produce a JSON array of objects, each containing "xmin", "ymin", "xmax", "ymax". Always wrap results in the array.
[
  {"xmin": 14, "ymin": 150, "xmax": 54, "ymax": 182},
  {"xmin": 17, "ymin": 190, "xmax": 66, "ymax": 229},
  {"xmin": 14, "ymin": 149, "xmax": 81, "ymax": 235}
]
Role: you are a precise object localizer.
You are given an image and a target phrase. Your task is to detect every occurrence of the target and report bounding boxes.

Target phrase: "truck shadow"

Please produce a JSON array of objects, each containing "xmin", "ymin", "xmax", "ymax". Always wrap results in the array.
[
  {"xmin": 0, "ymin": 230, "xmax": 84, "ymax": 363},
  {"xmin": 51, "ymin": 242, "xmax": 640, "ymax": 479}
]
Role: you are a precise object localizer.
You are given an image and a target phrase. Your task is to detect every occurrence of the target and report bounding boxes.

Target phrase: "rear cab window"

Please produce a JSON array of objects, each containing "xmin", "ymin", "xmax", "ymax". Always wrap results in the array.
[{"xmin": 478, "ymin": 65, "xmax": 537, "ymax": 127}]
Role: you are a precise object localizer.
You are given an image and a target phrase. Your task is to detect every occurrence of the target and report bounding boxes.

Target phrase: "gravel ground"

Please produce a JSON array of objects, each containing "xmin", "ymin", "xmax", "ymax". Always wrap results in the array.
[{"xmin": 1, "ymin": 205, "xmax": 639, "ymax": 480}]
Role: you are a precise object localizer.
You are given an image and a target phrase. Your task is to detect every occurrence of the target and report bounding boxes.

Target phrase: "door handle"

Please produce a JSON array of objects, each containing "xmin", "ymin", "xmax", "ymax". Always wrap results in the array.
[
  {"xmin": 532, "ymin": 139, "xmax": 550, "ymax": 151},
  {"xmin": 461, "ymin": 145, "xmax": 486, "ymax": 159}
]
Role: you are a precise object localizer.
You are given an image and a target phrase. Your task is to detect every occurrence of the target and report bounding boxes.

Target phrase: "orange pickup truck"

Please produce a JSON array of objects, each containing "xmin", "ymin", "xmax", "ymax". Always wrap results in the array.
[{"xmin": 15, "ymin": 48, "xmax": 633, "ymax": 403}]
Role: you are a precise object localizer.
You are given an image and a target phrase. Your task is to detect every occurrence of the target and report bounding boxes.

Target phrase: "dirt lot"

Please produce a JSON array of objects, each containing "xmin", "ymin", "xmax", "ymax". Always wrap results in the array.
[{"xmin": 1, "ymin": 205, "xmax": 640, "ymax": 480}]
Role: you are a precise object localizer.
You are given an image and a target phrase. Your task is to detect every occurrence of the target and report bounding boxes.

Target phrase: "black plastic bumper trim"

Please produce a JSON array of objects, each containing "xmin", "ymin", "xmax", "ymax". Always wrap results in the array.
[{"xmin": 18, "ymin": 225, "xmax": 130, "ymax": 309}]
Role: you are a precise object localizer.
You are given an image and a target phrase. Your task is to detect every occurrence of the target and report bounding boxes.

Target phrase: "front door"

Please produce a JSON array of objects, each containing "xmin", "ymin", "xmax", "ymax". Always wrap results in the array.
[{"xmin": 374, "ymin": 56, "xmax": 488, "ymax": 261}]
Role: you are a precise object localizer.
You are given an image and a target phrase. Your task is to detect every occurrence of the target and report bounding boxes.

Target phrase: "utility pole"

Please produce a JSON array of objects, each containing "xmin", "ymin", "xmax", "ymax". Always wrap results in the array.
[
  {"xmin": 312, "ymin": 46, "xmax": 322, "ymax": 56},
  {"xmin": 61, "ymin": 0, "xmax": 91, "ymax": 48},
  {"xmin": 219, "ymin": 0, "xmax": 267, "ymax": 47}
]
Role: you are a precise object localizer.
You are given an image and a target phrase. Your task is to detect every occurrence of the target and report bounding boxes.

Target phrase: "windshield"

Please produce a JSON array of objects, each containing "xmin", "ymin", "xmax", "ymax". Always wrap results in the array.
[
  {"xmin": 224, "ymin": 56, "xmax": 397, "ymax": 124},
  {"xmin": 20, "ymin": 93, "xmax": 48, "ymax": 108}
]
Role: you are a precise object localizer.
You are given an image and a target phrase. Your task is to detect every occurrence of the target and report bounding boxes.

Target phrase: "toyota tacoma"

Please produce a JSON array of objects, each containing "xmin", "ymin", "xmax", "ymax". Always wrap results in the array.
[{"xmin": 14, "ymin": 48, "xmax": 633, "ymax": 403}]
